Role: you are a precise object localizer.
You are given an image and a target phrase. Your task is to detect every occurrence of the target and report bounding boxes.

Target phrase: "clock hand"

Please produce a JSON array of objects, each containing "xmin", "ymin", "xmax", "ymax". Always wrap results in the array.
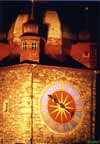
[
  {"xmin": 60, "ymin": 103, "xmax": 71, "ymax": 113},
  {"xmin": 60, "ymin": 103, "xmax": 74, "ymax": 117},
  {"xmin": 48, "ymin": 95, "xmax": 74, "ymax": 117},
  {"xmin": 48, "ymin": 94, "xmax": 59, "ymax": 104}
]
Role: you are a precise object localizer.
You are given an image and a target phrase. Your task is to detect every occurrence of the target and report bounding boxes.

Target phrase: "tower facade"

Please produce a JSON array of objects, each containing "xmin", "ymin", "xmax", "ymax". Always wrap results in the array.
[
  {"xmin": 0, "ymin": 64, "xmax": 96, "ymax": 144},
  {"xmin": 19, "ymin": 0, "xmax": 46, "ymax": 63},
  {"xmin": 20, "ymin": 20, "xmax": 45, "ymax": 63}
]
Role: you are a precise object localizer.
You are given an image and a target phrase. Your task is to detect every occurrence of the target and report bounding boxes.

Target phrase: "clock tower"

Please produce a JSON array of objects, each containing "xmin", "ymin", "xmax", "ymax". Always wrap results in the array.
[
  {"xmin": 20, "ymin": 0, "xmax": 45, "ymax": 63},
  {"xmin": 0, "ymin": 1, "xmax": 97, "ymax": 144}
]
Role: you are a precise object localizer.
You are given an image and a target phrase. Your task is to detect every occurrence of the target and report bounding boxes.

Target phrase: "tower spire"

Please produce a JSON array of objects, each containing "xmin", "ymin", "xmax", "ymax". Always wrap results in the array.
[
  {"xmin": 31, "ymin": 0, "xmax": 34, "ymax": 20},
  {"xmin": 84, "ymin": 6, "xmax": 89, "ymax": 31}
]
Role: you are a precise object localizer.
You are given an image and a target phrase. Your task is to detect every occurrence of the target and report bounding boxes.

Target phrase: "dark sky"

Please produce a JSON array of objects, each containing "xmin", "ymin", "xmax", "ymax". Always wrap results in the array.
[{"xmin": 0, "ymin": 0, "xmax": 100, "ymax": 40}]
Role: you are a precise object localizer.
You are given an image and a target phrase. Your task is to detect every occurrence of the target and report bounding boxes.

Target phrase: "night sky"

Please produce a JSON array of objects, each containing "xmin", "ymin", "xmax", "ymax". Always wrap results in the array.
[{"xmin": 0, "ymin": 0, "xmax": 100, "ymax": 41}]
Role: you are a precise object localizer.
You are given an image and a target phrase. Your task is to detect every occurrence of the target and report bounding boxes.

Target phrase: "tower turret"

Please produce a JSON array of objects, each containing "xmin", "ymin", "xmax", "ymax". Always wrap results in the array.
[{"xmin": 20, "ymin": 0, "xmax": 45, "ymax": 63}]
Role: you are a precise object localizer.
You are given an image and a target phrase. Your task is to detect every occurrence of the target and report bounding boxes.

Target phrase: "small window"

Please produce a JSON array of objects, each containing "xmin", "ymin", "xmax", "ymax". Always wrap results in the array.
[
  {"xmin": 22, "ymin": 41, "xmax": 27, "ymax": 50},
  {"xmin": 82, "ymin": 51, "xmax": 90, "ymax": 58},
  {"xmin": 3, "ymin": 100, "xmax": 9, "ymax": 112},
  {"xmin": 32, "ymin": 41, "xmax": 37, "ymax": 50},
  {"xmin": 91, "ymin": 45, "xmax": 96, "ymax": 57},
  {"xmin": 92, "ymin": 49, "xmax": 96, "ymax": 57}
]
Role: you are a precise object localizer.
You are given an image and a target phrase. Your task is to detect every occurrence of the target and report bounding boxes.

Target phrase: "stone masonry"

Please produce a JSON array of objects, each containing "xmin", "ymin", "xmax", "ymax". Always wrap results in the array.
[{"xmin": 0, "ymin": 64, "xmax": 96, "ymax": 144}]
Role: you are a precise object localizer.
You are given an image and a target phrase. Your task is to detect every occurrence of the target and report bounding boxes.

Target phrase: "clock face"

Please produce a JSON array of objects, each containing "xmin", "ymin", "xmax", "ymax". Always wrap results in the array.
[
  {"xmin": 40, "ymin": 82, "xmax": 82, "ymax": 133},
  {"xmin": 48, "ymin": 90, "xmax": 76, "ymax": 123}
]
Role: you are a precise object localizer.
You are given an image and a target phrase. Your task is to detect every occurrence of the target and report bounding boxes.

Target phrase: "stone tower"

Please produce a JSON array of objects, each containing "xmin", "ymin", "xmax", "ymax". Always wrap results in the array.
[
  {"xmin": 0, "ymin": 2, "xmax": 97, "ymax": 144},
  {"xmin": 20, "ymin": 1, "xmax": 45, "ymax": 63}
]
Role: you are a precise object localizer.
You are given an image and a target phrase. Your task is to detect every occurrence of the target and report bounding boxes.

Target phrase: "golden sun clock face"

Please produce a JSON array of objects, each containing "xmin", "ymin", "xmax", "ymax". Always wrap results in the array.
[{"xmin": 40, "ymin": 82, "xmax": 82, "ymax": 133}]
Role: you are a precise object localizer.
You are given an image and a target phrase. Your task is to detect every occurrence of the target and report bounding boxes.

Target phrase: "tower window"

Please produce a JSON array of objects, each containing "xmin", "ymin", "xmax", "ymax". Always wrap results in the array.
[
  {"xmin": 91, "ymin": 44, "xmax": 97, "ymax": 57},
  {"xmin": 22, "ymin": 41, "xmax": 27, "ymax": 50},
  {"xmin": 3, "ymin": 100, "xmax": 9, "ymax": 112},
  {"xmin": 32, "ymin": 41, "xmax": 37, "ymax": 50},
  {"xmin": 82, "ymin": 51, "xmax": 90, "ymax": 58}
]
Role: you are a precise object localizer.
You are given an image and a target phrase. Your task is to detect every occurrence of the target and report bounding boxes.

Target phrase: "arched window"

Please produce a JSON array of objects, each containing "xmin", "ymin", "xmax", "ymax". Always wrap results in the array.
[
  {"xmin": 32, "ymin": 41, "xmax": 37, "ymax": 50},
  {"xmin": 22, "ymin": 41, "xmax": 27, "ymax": 50}
]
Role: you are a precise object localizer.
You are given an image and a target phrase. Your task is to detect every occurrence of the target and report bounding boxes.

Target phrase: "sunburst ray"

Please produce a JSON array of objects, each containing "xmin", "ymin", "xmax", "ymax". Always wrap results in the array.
[
  {"xmin": 56, "ymin": 94, "xmax": 60, "ymax": 103},
  {"xmin": 61, "ymin": 92, "xmax": 63, "ymax": 103},
  {"xmin": 65, "ymin": 106, "xmax": 75, "ymax": 110},
  {"xmin": 49, "ymin": 104, "xmax": 58, "ymax": 108},
  {"xmin": 55, "ymin": 111, "xmax": 61, "ymax": 119},
  {"xmin": 61, "ymin": 111, "xmax": 63, "ymax": 122},
  {"xmin": 63, "ymin": 96, "xmax": 68, "ymax": 105},
  {"xmin": 65, "ymin": 100, "xmax": 73, "ymax": 106},
  {"xmin": 63, "ymin": 111, "xmax": 68, "ymax": 119},
  {"xmin": 51, "ymin": 108, "xmax": 59, "ymax": 114}
]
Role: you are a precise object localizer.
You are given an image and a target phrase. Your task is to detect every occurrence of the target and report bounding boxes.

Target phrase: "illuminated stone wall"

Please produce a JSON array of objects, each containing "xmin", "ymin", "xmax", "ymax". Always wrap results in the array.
[
  {"xmin": 32, "ymin": 65, "xmax": 96, "ymax": 143},
  {"xmin": 0, "ymin": 65, "xmax": 32, "ymax": 144},
  {"xmin": 0, "ymin": 64, "xmax": 96, "ymax": 144}
]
